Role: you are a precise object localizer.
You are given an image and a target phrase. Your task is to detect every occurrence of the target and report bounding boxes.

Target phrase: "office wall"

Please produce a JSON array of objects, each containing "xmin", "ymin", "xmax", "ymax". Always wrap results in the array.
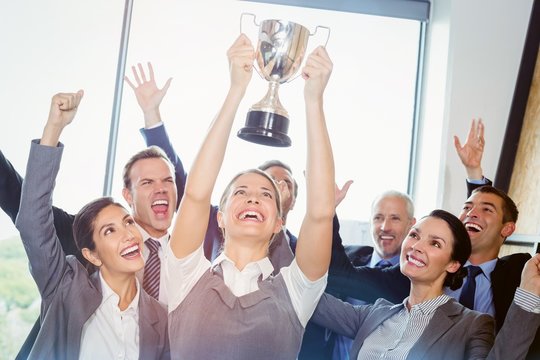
[{"xmin": 413, "ymin": 0, "xmax": 534, "ymax": 218}]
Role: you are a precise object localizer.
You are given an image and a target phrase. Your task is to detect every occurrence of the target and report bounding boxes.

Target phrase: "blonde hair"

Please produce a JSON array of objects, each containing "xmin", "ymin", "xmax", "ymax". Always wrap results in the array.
[{"xmin": 218, "ymin": 169, "xmax": 283, "ymax": 248}]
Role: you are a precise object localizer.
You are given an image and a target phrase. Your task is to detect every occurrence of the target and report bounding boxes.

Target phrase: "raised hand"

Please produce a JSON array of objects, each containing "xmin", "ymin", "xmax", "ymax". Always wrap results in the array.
[
  {"xmin": 302, "ymin": 46, "xmax": 333, "ymax": 103},
  {"xmin": 335, "ymin": 180, "xmax": 354, "ymax": 208},
  {"xmin": 453, "ymin": 118, "xmax": 485, "ymax": 180},
  {"xmin": 520, "ymin": 254, "xmax": 540, "ymax": 296},
  {"xmin": 227, "ymin": 33, "xmax": 255, "ymax": 92},
  {"xmin": 42, "ymin": 90, "xmax": 84, "ymax": 147},
  {"xmin": 124, "ymin": 62, "xmax": 172, "ymax": 127}
]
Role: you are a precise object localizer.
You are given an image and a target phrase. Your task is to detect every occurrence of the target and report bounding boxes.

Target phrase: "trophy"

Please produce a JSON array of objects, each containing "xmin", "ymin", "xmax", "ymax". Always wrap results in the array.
[{"xmin": 237, "ymin": 14, "xmax": 329, "ymax": 147}]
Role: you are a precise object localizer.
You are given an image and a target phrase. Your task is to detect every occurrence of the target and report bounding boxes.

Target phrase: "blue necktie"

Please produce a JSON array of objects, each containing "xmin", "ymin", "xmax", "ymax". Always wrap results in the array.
[
  {"xmin": 142, "ymin": 238, "xmax": 161, "ymax": 300},
  {"xmin": 375, "ymin": 259, "xmax": 392, "ymax": 269},
  {"xmin": 459, "ymin": 265, "xmax": 482, "ymax": 309}
]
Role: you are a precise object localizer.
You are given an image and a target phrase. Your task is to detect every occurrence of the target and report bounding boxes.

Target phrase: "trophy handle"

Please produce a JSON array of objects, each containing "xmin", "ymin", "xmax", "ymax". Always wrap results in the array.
[
  {"xmin": 286, "ymin": 25, "xmax": 331, "ymax": 83},
  {"xmin": 240, "ymin": 13, "xmax": 260, "ymax": 33},
  {"xmin": 240, "ymin": 12, "xmax": 265, "ymax": 81},
  {"xmin": 311, "ymin": 25, "xmax": 331, "ymax": 48}
]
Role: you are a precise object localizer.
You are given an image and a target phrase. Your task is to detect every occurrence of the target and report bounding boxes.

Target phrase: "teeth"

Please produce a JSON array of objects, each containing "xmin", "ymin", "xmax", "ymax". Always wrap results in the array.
[
  {"xmin": 152, "ymin": 200, "xmax": 168, "ymax": 206},
  {"xmin": 408, "ymin": 256, "xmax": 425, "ymax": 267},
  {"xmin": 239, "ymin": 211, "xmax": 263, "ymax": 221},
  {"xmin": 121, "ymin": 245, "xmax": 139, "ymax": 256},
  {"xmin": 380, "ymin": 235, "xmax": 394, "ymax": 240},
  {"xmin": 465, "ymin": 223, "xmax": 482, "ymax": 232}
]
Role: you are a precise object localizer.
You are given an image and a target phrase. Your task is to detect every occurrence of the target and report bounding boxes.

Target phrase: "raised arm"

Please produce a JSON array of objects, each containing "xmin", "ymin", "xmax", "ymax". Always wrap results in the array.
[
  {"xmin": 480, "ymin": 254, "xmax": 540, "ymax": 359},
  {"xmin": 15, "ymin": 90, "xmax": 83, "ymax": 299},
  {"xmin": 126, "ymin": 62, "xmax": 187, "ymax": 209},
  {"xmin": 295, "ymin": 46, "xmax": 335, "ymax": 281},
  {"xmin": 327, "ymin": 215, "xmax": 410, "ymax": 303},
  {"xmin": 169, "ymin": 34, "xmax": 254, "ymax": 258},
  {"xmin": 0, "ymin": 150, "xmax": 80, "ymax": 259}
]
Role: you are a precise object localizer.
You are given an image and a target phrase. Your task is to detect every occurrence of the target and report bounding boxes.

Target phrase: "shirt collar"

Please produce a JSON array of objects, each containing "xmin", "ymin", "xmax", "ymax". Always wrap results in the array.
[
  {"xmin": 394, "ymin": 294, "xmax": 452, "ymax": 315},
  {"xmin": 212, "ymin": 252, "xmax": 275, "ymax": 280},
  {"xmin": 369, "ymin": 251, "xmax": 400, "ymax": 268},
  {"xmin": 463, "ymin": 258, "xmax": 498, "ymax": 279},
  {"xmin": 98, "ymin": 271, "xmax": 140, "ymax": 313},
  {"xmin": 135, "ymin": 223, "xmax": 169, "ymax": 247}
]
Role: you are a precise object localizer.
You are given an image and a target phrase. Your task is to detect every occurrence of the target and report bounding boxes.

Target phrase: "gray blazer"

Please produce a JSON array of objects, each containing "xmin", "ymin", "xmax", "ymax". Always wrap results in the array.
[
  {"xmin": 313, "ymin": 293, "xmax": 540, "ymax": 360},
  {"xmin": 15, "ymin": 141, "xmax": 170, "ymax": 360}
]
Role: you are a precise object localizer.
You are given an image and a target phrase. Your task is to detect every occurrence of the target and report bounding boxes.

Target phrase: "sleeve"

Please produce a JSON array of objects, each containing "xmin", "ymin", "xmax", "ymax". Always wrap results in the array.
[
  {"xmin": 0, "ymin": 149, "xmax": 25, "ymax": 223},
  {"xmin": 311, "ymin": 292, "xmax": 373, "ymax": 339},
  {"xmin": 485, "ymin": 302, "xmax": 540, "ymax": 360},
  {"xmin": 327, "ymin": 215, "xmax": 410, "ymax": 303},
  {"xmin": 466, "ymin": 177, "xmax": 492, "ymax": 198},
  {"xmin": 140, "ymin": 123, "xmax": 187, "ymax": 210},
  {"xmin": 165, "ymin": 243, "xmax": 211, "ymax": 313},
  {"xmin": 280, "ymin": 259, "xmax": 327, "ymax": 327},
  {"xmin": 15, "ymin": 140, "xmax": 67, "ymax": 301},
  {"xmin": 0, "ymin": 150, "xmax": 78, "ymax": 257}
]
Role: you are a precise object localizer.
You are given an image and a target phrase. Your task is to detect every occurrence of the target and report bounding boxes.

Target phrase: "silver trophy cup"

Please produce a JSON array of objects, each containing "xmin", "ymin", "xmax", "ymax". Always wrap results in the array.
[{"xmin": 238, "ymin": 14, "xmax": 329, "ymax": 147}]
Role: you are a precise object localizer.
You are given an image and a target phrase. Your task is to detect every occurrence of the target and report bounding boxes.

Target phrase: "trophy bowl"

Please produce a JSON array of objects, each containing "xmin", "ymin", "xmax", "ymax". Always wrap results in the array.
[{"xmin": 237, "ymin": 17, "xmax": 310, "ymax": 147}]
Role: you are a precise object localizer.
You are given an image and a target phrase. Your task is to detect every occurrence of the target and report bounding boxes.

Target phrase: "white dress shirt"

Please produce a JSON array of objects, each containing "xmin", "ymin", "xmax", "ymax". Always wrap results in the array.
[
  {"xmin": 79, "ymin": 272, "xmax": 140, "ymax": 360},
  {"xmin": 166, "ymin": 243, "xmax": 327, "ymax": 327}
]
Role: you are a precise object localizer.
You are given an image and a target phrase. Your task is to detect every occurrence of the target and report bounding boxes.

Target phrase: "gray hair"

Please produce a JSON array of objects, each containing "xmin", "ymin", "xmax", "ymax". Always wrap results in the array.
[{"xmin": 371, "ymin": 190, "xmax": 414, "ymax": 219}]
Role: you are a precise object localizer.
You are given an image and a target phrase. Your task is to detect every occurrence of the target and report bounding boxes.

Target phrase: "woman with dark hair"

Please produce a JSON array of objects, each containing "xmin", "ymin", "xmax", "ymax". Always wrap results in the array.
[
  {"xmin": 15, "ymin": 91, "xmax": 169, "ymax": 359},
  {"xmin": 313, "ymin": 209, "xmax": 540, "ymax": 359},
  {"xmin": 165, "ymin": 34, "xmax": 335, "ymax": 360}
]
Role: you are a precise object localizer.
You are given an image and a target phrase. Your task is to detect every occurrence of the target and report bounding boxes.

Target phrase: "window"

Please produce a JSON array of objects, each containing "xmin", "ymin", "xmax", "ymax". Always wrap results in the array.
[{"xmin": 0, "ymin": 0, "xmax": 425, "ymax": 356}]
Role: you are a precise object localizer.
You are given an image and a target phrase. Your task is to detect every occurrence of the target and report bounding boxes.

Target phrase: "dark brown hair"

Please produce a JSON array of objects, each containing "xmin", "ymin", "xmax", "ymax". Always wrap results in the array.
[
  {"xmin": 122, "ymin": 146, "xmax": 173, "ymax": 189},
  {"xmin": 72, "ymin": 197, "xmax": 126, "ymax": 273},
  {"xmin": 471, "ymin": 185, "xmax": 519, "ymax": 223},
  {"xmin": 427, "ymin": 209, "xmax": 471, "ymax": 290}
]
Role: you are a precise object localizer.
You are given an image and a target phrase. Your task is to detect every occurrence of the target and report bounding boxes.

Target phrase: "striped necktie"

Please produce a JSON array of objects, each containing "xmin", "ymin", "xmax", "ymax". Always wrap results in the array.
[{"xmin": 142, "ymin": 238, "xmax": 161, "ymax": 300}]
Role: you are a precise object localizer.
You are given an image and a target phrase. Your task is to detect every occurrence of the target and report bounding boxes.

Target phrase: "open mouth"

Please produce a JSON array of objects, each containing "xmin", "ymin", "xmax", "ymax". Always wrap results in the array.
[
  {"xmin": 465, "ymin": 222, "xmax": 482, "ymax": 233},
  {"xmin": 151, "ymin": 199, "xmax": 169, "ymax": 215},
  {"xmin": 407, "ymin": 254, "xmax": 426, "ymax": 267},
  {"xmin": 238, "ymin": 210, "xmax": 264, "ymax": 222},
  {"xmin": 120, "ymin": 244, "xmax": 141, "ymax": 259}
]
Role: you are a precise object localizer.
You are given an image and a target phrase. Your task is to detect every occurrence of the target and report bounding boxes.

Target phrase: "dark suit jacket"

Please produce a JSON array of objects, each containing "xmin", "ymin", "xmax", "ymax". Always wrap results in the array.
[
  {"xmin": 313, "ymin": 293, "xmax": 540, "ymax": 360},
  {"xmin": 344, "ymin": 244, "xmax": 374, "ymax": 267},
  {"xmin": 16, "ymin": 141, "xmax": 169, "ymax": 359}
]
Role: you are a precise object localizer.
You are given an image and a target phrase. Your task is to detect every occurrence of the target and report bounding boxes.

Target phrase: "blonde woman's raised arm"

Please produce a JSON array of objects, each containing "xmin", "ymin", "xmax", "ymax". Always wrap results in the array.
[{"xmin": 169, "ymin": 34, "xmax": 254, "ymax": 258}]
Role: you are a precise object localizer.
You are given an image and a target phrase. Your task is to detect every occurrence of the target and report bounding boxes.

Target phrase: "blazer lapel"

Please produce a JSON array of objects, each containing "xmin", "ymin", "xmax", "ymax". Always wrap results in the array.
[
  {"xmin": 350, "ymin": 304, "xmax": 402, "ymax": 357},
  {"xmin": 66, "ymin": 270, "xmax": 102, "ymax": 360},
  {"xmin": 407, "ymin": 299, "xmax": 462, "ymax": 360},
  {"xmin": 139, "ymin": 291, "xmax": 161, "ymax": 359}
]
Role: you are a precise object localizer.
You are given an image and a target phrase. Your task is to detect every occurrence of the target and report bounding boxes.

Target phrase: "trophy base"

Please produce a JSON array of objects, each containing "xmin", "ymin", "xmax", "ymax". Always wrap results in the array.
[{"xmin": 237, "ymin": 110, "xmax": 291, "ymax": 147}]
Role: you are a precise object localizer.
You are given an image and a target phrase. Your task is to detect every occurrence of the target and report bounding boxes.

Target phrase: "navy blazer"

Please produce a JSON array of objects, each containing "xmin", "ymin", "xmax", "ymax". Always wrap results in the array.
[
  {"xmin": 313, "ymin": 293, "xmax": 540, "ymax": 359},
  {"xmin": 16, "ymin": 141, "xmax": 169, "ymax": 359}
]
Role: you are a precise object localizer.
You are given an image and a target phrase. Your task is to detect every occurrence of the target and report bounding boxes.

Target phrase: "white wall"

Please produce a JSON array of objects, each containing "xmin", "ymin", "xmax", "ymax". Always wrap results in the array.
[{"xmin": 413, "ymin": 0, "xmax": 534, "ymax": 217}]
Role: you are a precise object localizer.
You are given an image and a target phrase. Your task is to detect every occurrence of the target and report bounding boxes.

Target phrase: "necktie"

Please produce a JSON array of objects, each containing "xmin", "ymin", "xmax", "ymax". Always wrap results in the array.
[
  {"xmin": 375, "ymin": 259, "xmax": 393, "ymax": 269},
  {"xmin": 142, "ymin": 238, "xmax": 161, "ymax": 300},
  {"xmin": 459, "ymin": 265, "xmax": 482, "ymax": 309}
]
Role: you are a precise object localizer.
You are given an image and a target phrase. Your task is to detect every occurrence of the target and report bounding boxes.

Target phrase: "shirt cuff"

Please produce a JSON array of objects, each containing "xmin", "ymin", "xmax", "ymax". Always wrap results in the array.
[
  {"xmin": 466, "ymin": 176, "xmax": 488, "ymax": 185},
  {"xmin": 514, "ymin": 287, "xmax": 540, "ymax": 314},
  {"xmin": 145, "ymin": 121, "xmax": 164, "ymax": 130}
]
